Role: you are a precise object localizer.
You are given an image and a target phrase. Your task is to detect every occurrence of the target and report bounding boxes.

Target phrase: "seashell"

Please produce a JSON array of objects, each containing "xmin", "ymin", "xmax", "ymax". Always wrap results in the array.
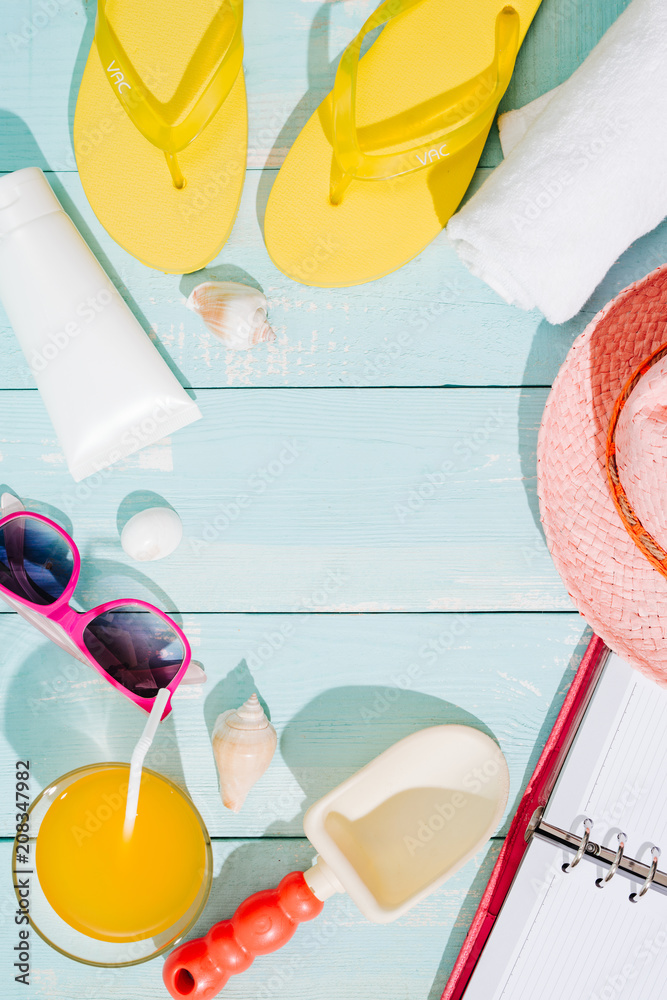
[
  {"xmin": 182, "ymin": 661, "xmax": 207, "ymax": 685},
  {"xmin": 120, "ymin": 506, "xmax": 183, "ymax": 562},
  {"xmin": 186, "ymin": 281, "xmax": 276, "ymax": 351},
  {"xmin": 1, "ymin": 493, "xmax": 24, "ymax": 515},
  {"xmin": 212, "ymin": 694, "xmax": 277, "ymax": 812}
]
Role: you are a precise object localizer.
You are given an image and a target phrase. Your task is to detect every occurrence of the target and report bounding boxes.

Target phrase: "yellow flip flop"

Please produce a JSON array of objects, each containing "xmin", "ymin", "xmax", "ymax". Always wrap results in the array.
[
  {"xmin": 74, "ymin": 0, "xmax": 247, "ymax": 274},
  {"xmin": 264, "ymin": 0, "xmax": 541, "ymax": 288}
]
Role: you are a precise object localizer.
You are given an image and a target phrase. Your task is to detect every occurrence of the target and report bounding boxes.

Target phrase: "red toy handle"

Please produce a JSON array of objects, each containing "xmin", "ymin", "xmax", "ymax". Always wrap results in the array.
[{"xmin": 163, "ymin": 871, "xmax": 324, "ymax": 1000}]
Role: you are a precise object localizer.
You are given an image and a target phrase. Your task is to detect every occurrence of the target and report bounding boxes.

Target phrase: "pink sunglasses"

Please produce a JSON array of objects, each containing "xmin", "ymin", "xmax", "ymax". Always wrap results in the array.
[{"xmin": 0, "ymin": 509, "xmax": 191, "ymax": 718}]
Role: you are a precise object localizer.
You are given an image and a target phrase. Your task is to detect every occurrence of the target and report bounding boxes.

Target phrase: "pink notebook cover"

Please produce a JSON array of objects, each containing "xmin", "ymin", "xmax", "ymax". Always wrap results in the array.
[{"xmin": 441, "ymin": 633, "xmax": 609, "ymax": 1000}]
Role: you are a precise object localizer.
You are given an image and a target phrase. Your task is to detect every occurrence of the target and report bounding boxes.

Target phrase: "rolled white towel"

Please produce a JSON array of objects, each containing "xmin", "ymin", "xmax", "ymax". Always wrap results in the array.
[
  {"xmin": 446, "ymin": 0, "xmax": 667, "ymax": 325},
  {"xmin": 497, "ymin": 87, "xmax": 558, "ymax": 153}
]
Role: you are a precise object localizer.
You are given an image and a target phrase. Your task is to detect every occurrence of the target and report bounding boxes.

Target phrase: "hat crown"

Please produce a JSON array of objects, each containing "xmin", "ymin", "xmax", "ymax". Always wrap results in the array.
[{"xmin": 615, "ymin": 354, "xmax": 667, "ymax": 559}]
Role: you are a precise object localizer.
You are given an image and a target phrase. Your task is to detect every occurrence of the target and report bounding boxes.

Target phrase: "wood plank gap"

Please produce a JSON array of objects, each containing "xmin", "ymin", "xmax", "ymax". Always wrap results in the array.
[
  {"xmin": 0, "ymin": 384, "xmax": 558, "ymax": 391},
  {"xmin": 0, "ymin": 610, "xmax": 581, "ymax": 617}
]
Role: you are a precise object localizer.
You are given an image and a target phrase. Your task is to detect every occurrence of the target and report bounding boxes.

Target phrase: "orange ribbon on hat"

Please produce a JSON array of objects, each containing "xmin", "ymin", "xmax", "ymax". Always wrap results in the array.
[{"xmin": 606, "ymin": 341, "xmax": 667, "ymax": 578}]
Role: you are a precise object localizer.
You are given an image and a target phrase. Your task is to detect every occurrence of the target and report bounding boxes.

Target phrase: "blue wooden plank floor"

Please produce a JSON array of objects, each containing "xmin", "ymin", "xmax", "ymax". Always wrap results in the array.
[{"xmin": 0, "ymin": 0, "xmax": 652, "ymax": 998}]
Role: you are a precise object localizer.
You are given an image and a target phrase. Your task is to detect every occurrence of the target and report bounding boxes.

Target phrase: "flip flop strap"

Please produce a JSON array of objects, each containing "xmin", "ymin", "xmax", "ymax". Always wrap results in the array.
[
  {"xmin": 331, "ymin": 2, "xmax": 520, "ymax": 187},
  {"xmin": 95, "ymin": 0, "xmax": 243, "ymax": 154}
]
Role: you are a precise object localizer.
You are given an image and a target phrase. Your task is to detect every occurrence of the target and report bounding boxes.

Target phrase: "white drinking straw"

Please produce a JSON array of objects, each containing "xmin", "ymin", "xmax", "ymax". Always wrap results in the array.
[{"xmin": 122, "ymin": 687, "xmax": 170, "ymax": 841}]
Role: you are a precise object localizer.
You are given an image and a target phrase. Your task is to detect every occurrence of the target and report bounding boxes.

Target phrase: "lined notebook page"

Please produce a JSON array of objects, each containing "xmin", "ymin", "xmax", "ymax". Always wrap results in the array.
[
  {"xmin": 464, "ymin": 837, "xmax": 667, "ymax": 1000},
  {"xmin": 544, "ymin": 652, "xmax": 667, "ymax": 859}
]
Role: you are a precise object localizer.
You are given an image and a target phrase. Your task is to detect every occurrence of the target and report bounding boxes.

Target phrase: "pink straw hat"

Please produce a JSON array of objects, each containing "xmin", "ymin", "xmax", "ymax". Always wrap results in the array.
[{"xmin": 538, "ymin": 264, "xmax": 667, "ymax": 683}]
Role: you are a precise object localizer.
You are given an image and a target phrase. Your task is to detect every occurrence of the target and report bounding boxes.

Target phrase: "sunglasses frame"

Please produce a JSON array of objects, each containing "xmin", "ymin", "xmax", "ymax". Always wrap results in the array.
[{"xmin": 0, "ymin": 511, "xmax": 191, "ymax": 718}]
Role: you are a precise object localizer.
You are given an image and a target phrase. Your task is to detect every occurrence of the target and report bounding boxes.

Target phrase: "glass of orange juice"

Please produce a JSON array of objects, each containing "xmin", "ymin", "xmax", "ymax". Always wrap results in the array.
[{"xmin": 13, "ymin": 763, "xmax": 212, "ymax": 966}]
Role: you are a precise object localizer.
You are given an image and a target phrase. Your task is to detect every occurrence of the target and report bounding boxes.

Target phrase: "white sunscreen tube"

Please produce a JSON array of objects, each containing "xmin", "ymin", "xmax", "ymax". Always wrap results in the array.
[{"xmin": 0, "ymin": 168, "xmax": 201, "ymax": 481}]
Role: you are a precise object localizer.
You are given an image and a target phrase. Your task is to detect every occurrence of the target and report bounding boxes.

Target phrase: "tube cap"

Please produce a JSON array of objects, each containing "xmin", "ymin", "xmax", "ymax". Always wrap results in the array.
[
  {"xmin": 0, "ymin": 167, "xmax": 62, "ymax": 238},
  {"xmin": 303, "ymin": 857, "xmax": 345, "ymax": 901}
]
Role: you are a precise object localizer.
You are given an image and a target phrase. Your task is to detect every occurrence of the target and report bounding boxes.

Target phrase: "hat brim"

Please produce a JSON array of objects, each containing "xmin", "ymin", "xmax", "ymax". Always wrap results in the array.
[{"xmin": 538, "ymin": 264, "xmax": 667, "ymax": 683}]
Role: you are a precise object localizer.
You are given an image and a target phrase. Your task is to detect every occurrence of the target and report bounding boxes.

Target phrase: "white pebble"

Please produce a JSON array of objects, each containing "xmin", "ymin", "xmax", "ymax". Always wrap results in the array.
[{"xmin": 120, "ymin": 507, "xmax": 183, "ymax": 562}]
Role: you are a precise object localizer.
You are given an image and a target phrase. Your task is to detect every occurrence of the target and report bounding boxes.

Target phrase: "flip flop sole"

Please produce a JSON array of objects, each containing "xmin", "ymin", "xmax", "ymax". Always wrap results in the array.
[
  {"xmin": 74, "ymin": 3, "xmax": 247, "ymax": 274},
  {"xmin": 264, "ymin": 0, "xmax": 541, "ymax": 288}
]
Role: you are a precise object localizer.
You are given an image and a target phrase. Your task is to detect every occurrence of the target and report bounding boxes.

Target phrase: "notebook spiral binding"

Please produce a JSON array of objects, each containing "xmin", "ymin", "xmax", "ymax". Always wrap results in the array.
[
  {"xmin": 561, "ymin": 816, "xmax": 593, "ymax": 873},
  {"xmin": 594, "ymin": 829, "xmax": 627, "ymax": 888},
  {"xmin": 537, "ymin": 820, "xmax": 665, "ymax": 901},
  {"xmin": 630, "ymin": 847, "xmax": 661, "ymax": 902}
]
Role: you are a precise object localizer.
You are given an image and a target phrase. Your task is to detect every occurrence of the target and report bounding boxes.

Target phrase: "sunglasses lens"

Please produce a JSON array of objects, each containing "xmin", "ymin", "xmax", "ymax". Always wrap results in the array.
[
  {"xmin": 82, "ymin": 605, "xmax": 186, "ymax": 698},
  {"xmin": 0, "ymin": 516, "xmax": 75, "ymax": 606}
]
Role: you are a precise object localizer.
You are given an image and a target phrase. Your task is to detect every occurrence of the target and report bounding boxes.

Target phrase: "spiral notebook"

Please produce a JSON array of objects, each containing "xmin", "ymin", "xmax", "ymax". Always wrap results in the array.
[{"xmin": 456, "ymin": 646, "xmax": 667, "ymax": 1000}]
